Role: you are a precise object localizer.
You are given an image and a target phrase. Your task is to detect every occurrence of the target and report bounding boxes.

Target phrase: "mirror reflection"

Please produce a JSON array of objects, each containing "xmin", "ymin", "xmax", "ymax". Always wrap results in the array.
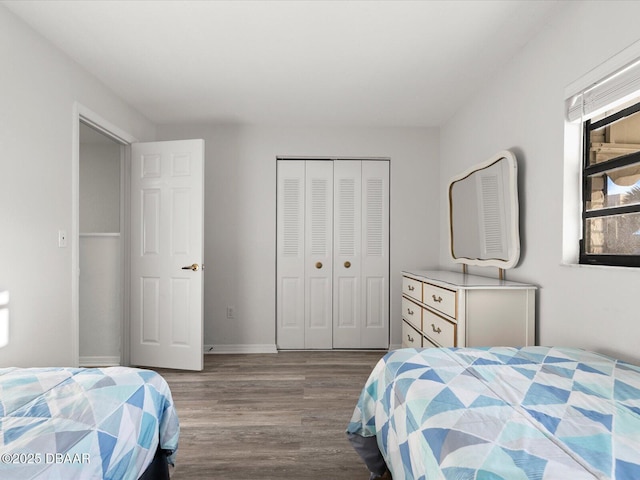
[{"xmin": 448, "ymin": 151, "xmax": 520, "ymax": 269}]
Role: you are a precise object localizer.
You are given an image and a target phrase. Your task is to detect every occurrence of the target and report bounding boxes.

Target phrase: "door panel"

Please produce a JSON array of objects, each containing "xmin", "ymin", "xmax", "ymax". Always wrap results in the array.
[
  {"xmin": 142, "ymin": 277, "xmax": 160, "ymax": 343},
  {"xmin": 304, "ymin": 161, "xmax": 333, "ymax": 348},
  {"xmin": 360, "ymin": 161, "xmax": 389, "ymax": 348},
  {"xmin": 365, "ymin": 276, "xmax": 385, "ymax": 328},
  {"xmin": 142, "ymin": 189, "xmax": 161, "ymax": 254},
  {"xmin": 333, "ymin": 161, "xmax": 362, "ymax": 347},
  {"xmin": 276, "ymin": 161, "xmax": 305, "ymax": 348},
  {"xmin": 131, "ymin": 139, "xmax": 204, "ymax": 370},
  {"xmin": 170, "ymin": 278, "xmax": 190, "ymax": 345}
]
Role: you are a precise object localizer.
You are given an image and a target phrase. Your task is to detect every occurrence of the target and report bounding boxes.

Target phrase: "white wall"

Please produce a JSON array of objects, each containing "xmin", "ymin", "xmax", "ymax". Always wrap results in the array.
[
  {"xmin": 157, "ymin": 124, "xmax": 440, "ymax": 350},
  {"xmin": 79, "ymin": 139, "xmax": 121, "ymax": 234},
  {"xmin": 439, "ymin": 1, "xmax": 640, "ymax": 363},
  {"xmin": 11, "ymin": 0, "xmax": 640, "ymax": 366},
  {"xmin": 0, "ymin": 6, "xmax": 155, "ymax": 367}
]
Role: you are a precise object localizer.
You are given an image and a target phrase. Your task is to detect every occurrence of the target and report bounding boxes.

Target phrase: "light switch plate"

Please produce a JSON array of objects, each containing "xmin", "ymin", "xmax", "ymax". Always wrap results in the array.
[{"xmin": 58, "ymin": 230, "xmax": 67, "ymax": 248}]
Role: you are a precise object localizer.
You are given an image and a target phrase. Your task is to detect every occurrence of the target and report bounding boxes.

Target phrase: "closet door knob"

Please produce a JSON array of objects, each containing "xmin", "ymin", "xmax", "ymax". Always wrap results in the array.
[
  {"xmin": 181, "ymin": 263, "xmax": 200, "ymax": 271},
  {"xmin": 344, "ymin": 261, "xmax": 351, "ymax": 268},
  {"xmin": 315, "ymin": 262, "xmax": 323, "ymax": 269}
]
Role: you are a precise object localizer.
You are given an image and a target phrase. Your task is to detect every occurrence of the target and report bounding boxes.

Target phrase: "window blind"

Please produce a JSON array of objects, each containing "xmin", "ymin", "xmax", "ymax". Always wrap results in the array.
[{"xmin": 567, "ymin": 58, "xmax": 640, "ymax": 122}]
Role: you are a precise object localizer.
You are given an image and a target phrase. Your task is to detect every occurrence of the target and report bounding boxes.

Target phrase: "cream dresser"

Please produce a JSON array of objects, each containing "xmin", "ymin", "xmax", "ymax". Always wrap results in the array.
[{"xmin": 402, "ymin": 270, "xmax": 536, "ymax": 349}]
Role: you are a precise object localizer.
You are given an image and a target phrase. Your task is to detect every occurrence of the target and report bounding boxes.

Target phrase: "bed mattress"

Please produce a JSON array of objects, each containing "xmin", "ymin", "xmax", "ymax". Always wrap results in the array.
[
  {"xmin": 348, "ymin": 346, "xmax": 640, "ymax": 480},
  {"xmin": 0, "ymin": 366, "xmax": 179, "ymax": 479}
]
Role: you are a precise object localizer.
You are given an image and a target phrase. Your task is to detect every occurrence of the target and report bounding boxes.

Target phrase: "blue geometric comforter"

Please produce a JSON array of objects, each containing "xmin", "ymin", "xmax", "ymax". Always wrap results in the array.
[
  {"xmin": 0, "ymin": 366, "xmax": 179, "ymax": 479},
  {"xmin": 347, "ymin": 347, "xmax": 640, "ymax": 480}
]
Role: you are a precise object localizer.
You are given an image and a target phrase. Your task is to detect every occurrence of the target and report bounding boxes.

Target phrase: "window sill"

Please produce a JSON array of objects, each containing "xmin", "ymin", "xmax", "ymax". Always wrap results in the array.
[{"xmin": 560, "ymin": 262, "xmax": 639, "ymax": 271}]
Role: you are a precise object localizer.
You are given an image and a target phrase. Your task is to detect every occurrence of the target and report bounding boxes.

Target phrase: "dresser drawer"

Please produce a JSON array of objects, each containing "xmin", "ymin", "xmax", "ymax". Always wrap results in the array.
[
  {"xmin": 423, "ymin": 309, "xmax": 456, "ymax": 348},
  {"xmin": 402, "ymin": 296, "xmax": 422, "ymax": 330},
  {"xmin": 423, "ymin": 283, "xmax": 456, "ymax": 318},
  {"xmin": 422, "ymin": 335, "xmax": 438, "ymax": 349},
  {"xmin": 402, "ymin": 321, "xmax": 422, "ymax": 349},
  {"xmin": 402, "ymin": 276, "xmax": 422, "ymax": 302}
]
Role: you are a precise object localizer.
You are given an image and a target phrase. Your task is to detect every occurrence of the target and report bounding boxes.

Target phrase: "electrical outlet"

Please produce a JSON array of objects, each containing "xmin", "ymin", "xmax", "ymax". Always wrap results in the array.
[
  {"xmin": 226, "ymin": 306, "xmax": 235, "ymax": 319},
  {"xmin": 58, "ymin": 230, "xmax": 67, "ymax": 248}
]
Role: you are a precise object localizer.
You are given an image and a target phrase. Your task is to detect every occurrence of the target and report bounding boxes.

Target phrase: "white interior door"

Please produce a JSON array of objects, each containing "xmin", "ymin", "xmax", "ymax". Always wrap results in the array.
[
  {"xmin": 333, "ymin": 160, "xmax": 389, "ymax": 348},
  {"xmin": 130, "ymin": 139, "xmax": 204, "ymax": 370},
  {"xmin": 359, "ymin": 160, "xmax": 389, "ymax": 348},
  {"xmin": 276, "ymin": 160, "xmax": 333, "ymax": 349},
  {"xmin": 304, "ymin": 161, "xmax": 333, "ymax": 348},
  {"xmin": 276, "ymin": 160, "xmax": 305, "ymax": 349},
  {"xmin": 333, "ymin": 160, "xmax": 362, "ymax": 348},
  {"xmin": 276, "ymin": 158, "xmax": 387, "ymax": 350}
]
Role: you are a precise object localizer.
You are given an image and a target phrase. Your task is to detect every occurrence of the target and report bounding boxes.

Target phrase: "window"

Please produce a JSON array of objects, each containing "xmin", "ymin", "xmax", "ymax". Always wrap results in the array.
[{"xmin": 581, "ymin": 100, "xmax": 640, "ymax": 266}]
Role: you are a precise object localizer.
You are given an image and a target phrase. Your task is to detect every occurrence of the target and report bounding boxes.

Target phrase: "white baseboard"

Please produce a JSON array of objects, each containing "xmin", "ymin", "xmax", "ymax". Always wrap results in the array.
[
  {"xmin": 79, "ymin": 355, "xmax": 120, "ymax": 367},
  {"xmin": 205, "ymin": 344, "xmax": 278, "ymax": 354}
]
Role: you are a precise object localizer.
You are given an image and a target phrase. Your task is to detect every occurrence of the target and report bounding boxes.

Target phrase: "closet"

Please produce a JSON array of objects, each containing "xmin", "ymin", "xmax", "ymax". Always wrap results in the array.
[
  {"xmin": 78, "ymin": 122, "xmax": 123, "ymax": 366},
  {"xmin": 276, "ymin": 158, "xmax": 389, "ymax": 349}
]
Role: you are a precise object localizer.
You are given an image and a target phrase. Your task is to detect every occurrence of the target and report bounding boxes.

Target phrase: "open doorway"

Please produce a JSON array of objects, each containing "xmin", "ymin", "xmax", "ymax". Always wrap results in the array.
[
  {"xmin": 78, "ymin": 121, "xmax": 125, "ymax": 366},
  {"xmin": 72, "ymin": 105, "xmax": 204, "ymax": 370},
  {"xmin": 72, "ymin": 105, "xmax": 138, "ymax": 368}
]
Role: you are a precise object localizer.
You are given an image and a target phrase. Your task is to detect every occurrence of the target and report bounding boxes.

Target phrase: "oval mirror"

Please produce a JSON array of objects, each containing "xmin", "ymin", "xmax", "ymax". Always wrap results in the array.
[{"xmin": 448, "ymin": 150, "xmax": 520, "ymax": 269}]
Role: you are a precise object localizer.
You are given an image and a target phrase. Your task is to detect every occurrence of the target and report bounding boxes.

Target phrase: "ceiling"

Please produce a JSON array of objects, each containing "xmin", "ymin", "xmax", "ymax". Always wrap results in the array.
[{"xmin": 3, "ymin": 0, "xmax": 562, "ymax": 128}]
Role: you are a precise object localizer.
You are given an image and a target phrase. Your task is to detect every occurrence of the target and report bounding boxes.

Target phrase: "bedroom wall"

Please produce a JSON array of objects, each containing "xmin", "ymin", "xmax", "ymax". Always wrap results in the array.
[
  {"xmin": 438, "ymin": 1, "xmax": 640, "ymax": 363},
  {"xmin": 157, "ymin": 124, "xmax": 440, "ymax": 351},
  {"xmin": 0, "ymin": 6, "xmax": 155, "ymax": 367}
]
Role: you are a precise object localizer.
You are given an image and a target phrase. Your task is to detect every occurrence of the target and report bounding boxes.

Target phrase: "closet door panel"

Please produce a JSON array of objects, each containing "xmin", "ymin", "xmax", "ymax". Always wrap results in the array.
[
  {"xmin": 276, "ymin": 161, "xmax": 305, "ymax": 349},
  {"xmin": 304, "ymin": 161, "xmax": 333, "ymax": 349},
  {"xmin": 333, "ymin": 160, "xmax": 362, "ymax": 348},
  {"xmin": 361, "ymin": 160, "xmax": 389, "ymax": 348}
]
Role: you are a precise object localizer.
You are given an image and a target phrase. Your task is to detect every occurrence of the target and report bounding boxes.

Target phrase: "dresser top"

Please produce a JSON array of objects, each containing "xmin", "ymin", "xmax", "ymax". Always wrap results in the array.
[{"xmin": 403, "ymin": 270, "xmax": 536, "ymax": 290}]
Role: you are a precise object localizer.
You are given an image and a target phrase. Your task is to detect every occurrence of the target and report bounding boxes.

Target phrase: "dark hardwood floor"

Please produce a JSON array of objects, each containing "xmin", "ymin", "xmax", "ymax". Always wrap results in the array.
[{"xmin": 153, "ymin": 351, "xmax": 386, "ymax": 480}]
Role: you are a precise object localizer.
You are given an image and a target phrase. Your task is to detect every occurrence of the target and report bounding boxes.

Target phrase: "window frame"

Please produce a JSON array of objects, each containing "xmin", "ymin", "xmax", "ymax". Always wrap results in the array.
[{"xmin": 580, "ymin": 101, "xmax": 640, "ymax": 267}]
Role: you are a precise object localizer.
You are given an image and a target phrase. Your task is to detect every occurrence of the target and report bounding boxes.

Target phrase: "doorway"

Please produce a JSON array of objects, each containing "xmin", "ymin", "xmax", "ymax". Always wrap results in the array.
[
  {"xmin": 78, "ymin": 122, "xmax": 125, "ymax": 366},
  {"xmin": 72, "ymin": 105, "xmax": 138, "ymax": 368},
  {"xmin": 72, "ymin": 104, "xmax": 205, "ymax": 370}
]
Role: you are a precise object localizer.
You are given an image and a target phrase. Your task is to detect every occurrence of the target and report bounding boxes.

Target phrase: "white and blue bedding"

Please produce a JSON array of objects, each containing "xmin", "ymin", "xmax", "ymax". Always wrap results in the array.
[
  {"xmin": 348, "ymin": 346, "xmax": 640, "ymax": 480},
  {"xmin": 0, "ymin": 366, "xmax": 179, "ymax": 479}
]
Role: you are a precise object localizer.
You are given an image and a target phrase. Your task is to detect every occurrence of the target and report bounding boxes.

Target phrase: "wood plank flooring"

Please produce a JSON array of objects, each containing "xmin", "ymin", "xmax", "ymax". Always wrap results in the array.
[{"xmin": 152, "ymin": 351, "xmax": 386, "ymax": 480}]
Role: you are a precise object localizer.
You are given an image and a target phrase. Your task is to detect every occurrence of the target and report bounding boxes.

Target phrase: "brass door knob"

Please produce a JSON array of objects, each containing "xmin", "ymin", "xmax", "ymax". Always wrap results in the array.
[
  {"xmin": 344, "ymin": 261, "xmax": 351, "ymax": 268},
  {"xmin": 181, "ymin": 263, "xmax": 200, "ymax": 271},
  {"xmin": 315, "ymin": 262, "xmax": 323, "ymax": 269}
]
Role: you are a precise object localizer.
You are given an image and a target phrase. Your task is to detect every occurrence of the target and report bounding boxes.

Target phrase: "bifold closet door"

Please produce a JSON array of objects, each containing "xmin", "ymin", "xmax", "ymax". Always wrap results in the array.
[
  {"xmin": 276, "ymin": 160, "xmax": 333, "ymax": 349},
  {"xmin": 333, "ymin": 160, "xmax": 389, "ymax": 348}
]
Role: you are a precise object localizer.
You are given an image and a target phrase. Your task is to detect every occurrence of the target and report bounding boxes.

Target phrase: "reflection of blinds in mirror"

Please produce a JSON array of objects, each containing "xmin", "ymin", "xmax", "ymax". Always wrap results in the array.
[
  {"xmin": 478, "ymin": 173, "xmax": 507, "ymax": 258},
  {"xmin": 282, "ymin": 178, "xmax": 301, "ymax": 256}
]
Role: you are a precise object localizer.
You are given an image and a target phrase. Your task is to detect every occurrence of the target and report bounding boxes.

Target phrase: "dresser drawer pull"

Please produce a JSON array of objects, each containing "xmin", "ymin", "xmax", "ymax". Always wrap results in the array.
[
  {"xmin": 431, "ymin": 323, "xmax": 442, "ymax": 334},
  {"xmin": 407, "ymin": 308, "xmax": 414, "ymax": 316},
  {"xmin": 432, "ymin": 294, "xmax": 443, "ymax": 303},
  {"xmin": 407, "ymin": 334, "xmax": 414, "ymax": 343},
  {"xmin": 408, "ymin": 285, "xmax": 415, "ymax": 291}
]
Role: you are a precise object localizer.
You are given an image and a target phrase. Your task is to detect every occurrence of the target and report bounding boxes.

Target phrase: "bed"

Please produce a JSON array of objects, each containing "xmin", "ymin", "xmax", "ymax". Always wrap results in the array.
[
  {"xmin": 347, "ymin": 346, "xmax": 640, "ymax": 480},
  {"xmin": 0, "ymin": 366, "xmax": 179, "ymax": 479}
]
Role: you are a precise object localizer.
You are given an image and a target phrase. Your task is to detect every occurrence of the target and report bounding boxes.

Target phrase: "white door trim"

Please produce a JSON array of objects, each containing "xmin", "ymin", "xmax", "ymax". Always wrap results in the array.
[{"xmin": 71, "ymin": 102, "xmax": 138, "ymax": 367}]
